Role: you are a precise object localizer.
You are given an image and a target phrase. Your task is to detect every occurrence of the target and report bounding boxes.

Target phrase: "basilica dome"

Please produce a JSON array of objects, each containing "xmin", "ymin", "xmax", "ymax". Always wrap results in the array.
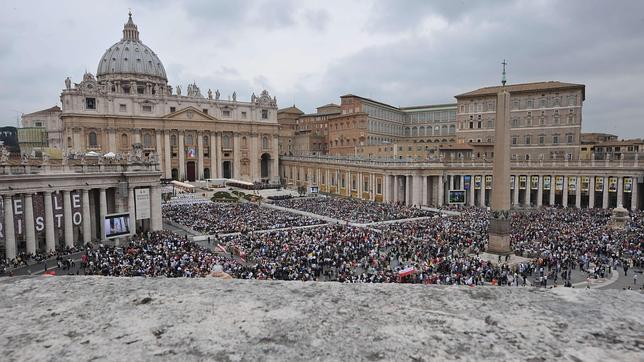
[{"xmin": 96, "ymin": 13, "xmax": 167, "ymax": 84}]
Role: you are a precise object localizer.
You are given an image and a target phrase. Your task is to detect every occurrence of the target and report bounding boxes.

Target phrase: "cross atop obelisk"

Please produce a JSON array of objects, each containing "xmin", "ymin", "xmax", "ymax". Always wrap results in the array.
[{"xmin": 501, "ymin": 59, "xmax": 507, "ymax": 86}]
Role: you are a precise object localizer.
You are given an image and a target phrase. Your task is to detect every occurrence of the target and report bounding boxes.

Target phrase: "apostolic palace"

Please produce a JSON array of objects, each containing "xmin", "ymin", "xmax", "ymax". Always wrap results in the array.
[{"xmin": 1, "ymin": 13, "xmax": 643, "ymax": 260}]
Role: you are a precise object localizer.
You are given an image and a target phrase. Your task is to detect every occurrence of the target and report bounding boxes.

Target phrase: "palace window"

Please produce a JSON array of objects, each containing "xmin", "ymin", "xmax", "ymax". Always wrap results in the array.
[
  {"xmin": 553, "ymin": 135, "xmax": 559, "ymax": 144},
  {"xmin": 142, "ymin": 105, "xmax": 152, "ymax": 112},
  {"xmin": 223, "ymin": 135, "xmax": 231, "ymax": 148},
  {"xmin": 223, "ymin": 110, "xmax": 231, "ymax": 117},
  {"xmin": 525, "ymin": 135, "xmax": 531, "ymax": 145},
  {"xmin": 202, "ymin": 108, "xmax": 208, "ymax": 115},
  {"xmin": 512, "ymin": 136, "xmax": 517, "ymax": 145},
  {"xmin": 262, "ymin": 109, "xmax": 269, "ymax": 119},
  {"xmin": 88, "ymin": 132, "xmax": 98, "ymax": 147},
  {"xmin": 241, "ymin": 111, "xmax": 247, "ymax": 119},
  {"xmin": 35, "ymin": 121, "xmax": 43, "ymax": 127},
  {"xmin": 170, "ymin": 106, "xmax": 176, "ymax": 113},
  {"xmin": 85, "ymin": 97, "xmax": 96, "ymax": 110},
  {"xmin": 119, "ymin": 104, "xmax": 127, "ymax": 112},
  {"xmin": 567, "ymin": 134, "xmax": 574, "ymax": 144},
  {"xmin": 539, "ymin": 135, "xmax": 545, "ymax": 144}
]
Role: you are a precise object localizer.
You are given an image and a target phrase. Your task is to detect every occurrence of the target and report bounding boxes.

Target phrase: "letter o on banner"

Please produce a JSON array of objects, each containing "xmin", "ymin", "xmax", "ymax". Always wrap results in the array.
[{"xmin": 73, "ymin": 212, "xmax": 82, "ymax": 226}]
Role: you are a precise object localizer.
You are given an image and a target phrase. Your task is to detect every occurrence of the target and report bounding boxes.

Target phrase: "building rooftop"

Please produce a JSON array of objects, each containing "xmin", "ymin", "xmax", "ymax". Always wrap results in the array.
[
  {"xmin": 22, "ymin": 105, "xmax": 61, "ymax": 116},
  {"xmin": 455, "ymin": 81, "xmax": 585, "ymax": 100}
]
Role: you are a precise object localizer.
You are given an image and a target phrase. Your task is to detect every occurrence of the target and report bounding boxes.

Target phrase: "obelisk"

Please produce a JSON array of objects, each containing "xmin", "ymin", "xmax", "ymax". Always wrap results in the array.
[{"xmin": 487, "ymin": 60, "xmax": 512, "ymax": 255}]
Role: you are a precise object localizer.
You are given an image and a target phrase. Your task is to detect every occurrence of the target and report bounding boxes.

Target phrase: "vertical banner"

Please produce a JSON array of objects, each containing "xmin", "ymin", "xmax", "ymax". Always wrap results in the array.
[
  {"xmin": 555, "ymin": 176, "xmax": 564, "ymax": 191},
  {"xmin": 135, "ymin": 188, "xmax": 151, "ymax": 220},
  {"xmin": 485, "ymin": 176, "xmax": 492, "ymax": 190},
  {"xmin": 187, "ymin": 147, "xmax": 196, "ymax": 158},
  {"xmin": 624, "ymin": 177, "xmax": 633, "ymax": 193},
  {"xmin": 608, "ymin": 177, "xmax": 617, "ymax": 192},
  {"xmin": 519, "ymin": 176, "xmax": 527, "ymax": 190},
  {"xmin": 581, "ymin": 176, "xmax": 590, "ymax": 192},
  {"xmin": 474, "ymin": 176, "xmax": 482, "ymax": 190},
  {"xmin": 568, "ymin": 177, "xmax": 577, "ymax": 192},
  {"xmin": 595, "ymin": 176, "xmax": 604, "ymax": 192},
  {"xmin": 510, "ymin": 175, "xmax": 515, "ymax": 189},
  {"xmin": 463, "ymin": 175, "xmax": 471, "ymax": 191},
  {"xmin": 530, "ymin": 176, "xmax": 539, "ymax": 190},
  {"xmin": 543, "ymin": 176, "xmax": 551, "ymax": 191}
]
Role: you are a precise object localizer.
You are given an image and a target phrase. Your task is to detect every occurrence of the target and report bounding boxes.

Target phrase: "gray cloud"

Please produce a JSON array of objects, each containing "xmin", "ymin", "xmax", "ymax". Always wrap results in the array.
[{"xmin": 0, "ymin": 0, "xmax": 642, "ymax": 139}]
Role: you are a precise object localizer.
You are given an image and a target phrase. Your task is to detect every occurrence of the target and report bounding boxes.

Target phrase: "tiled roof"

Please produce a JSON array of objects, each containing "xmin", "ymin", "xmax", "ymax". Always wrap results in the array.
[{"xmin": 455, "ymin": 81, "xmax": 585, "ymax": 99}]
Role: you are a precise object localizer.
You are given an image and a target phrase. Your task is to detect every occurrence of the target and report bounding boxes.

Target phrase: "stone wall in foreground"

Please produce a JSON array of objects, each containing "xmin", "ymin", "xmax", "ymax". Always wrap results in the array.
[{"xmin": 0, "ymin": 277, "xmax": 642, "ymax": 361}]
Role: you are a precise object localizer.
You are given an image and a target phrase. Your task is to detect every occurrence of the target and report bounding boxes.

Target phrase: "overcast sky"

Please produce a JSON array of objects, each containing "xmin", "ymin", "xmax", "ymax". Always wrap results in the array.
[{"xmin": 1, "ymin": 0, "xmax": 643, "ymax": 137}]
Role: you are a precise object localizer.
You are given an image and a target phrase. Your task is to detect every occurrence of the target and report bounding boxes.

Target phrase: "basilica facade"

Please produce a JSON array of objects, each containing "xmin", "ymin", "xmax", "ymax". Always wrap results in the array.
[{"xmin": 60, "ymin": 13, "xmax": 279, "ymax": 183}]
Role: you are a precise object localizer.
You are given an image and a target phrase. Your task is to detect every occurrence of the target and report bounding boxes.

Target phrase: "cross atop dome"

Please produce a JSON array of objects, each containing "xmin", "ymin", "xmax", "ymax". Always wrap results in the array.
[{"xmin": 122, "ymin": 10, "xmax": 139, "ymax": 41}]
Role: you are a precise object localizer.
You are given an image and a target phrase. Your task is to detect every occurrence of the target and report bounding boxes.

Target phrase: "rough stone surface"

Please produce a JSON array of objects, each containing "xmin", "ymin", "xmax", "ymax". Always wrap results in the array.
[{"xmin": 1, "ymin": 277, "xmax": 643, "ymax": 361}]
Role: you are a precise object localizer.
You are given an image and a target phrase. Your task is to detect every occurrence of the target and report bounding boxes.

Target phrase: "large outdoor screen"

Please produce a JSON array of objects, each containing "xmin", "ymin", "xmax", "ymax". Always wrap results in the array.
[
  {"xmin": 448, "ymin": 190, "xmax": 466, "ymax": 204},
  {"xmin": 104, "ymin": 213, "xmax": 131, "ymax": 239}
]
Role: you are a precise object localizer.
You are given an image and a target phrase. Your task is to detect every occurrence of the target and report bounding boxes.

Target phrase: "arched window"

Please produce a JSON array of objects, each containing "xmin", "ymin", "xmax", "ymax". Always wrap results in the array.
[
  {"xmin": 203, "ymin": 135, "xmax": 209, "ymax": 145},
  {"xmin": 120, "ymin": 133, "xmax": 128, "ymax": 147},
  {"xmin": 223, "ymin": 135, "xmax": 231, "ymax": 148},
  {"xmin": 143, "ymin": 133, "xmax": 152, "ymax": 147},
  {"xmin": 88, "ymin": 131, "xmax": 98, "ymax": 147},
  {"xmin": 262, "ymin": 136, "xmax": 269, "ymax": 149},
  {"xmin": 185, "ymin": 134, "xmax": 193, "ymax": 145},
  {"xmin": 170, "ymin": 135, "xmax": 177, "ymax": 146},
  {"xmin": 241, "ymin": 136, "xmax": 248, "ymax": 148}
]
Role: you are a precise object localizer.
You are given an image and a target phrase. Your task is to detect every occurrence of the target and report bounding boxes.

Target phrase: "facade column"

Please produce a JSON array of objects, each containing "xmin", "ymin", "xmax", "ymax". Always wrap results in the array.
[
  {"xmin": 631, "ymin": 179, "xmax": 638, "ymax": 210},
  {"xmin": 210, "ymin": 131, "xmax": 217, "ymax": 179},
  {"xmin": 197, "ymin": 132, "xmax": 204, "ymax": 180},
  {"xmin": 216, "ymin": 132, "xmax": 223, "ymax": 178},
  {"xmin": 575, "ymin": 176, "xmax": 582, "ymax": 208},
  {"xmin": 128, "ymin": 187, "xmax": 136, "ymax": 236},
  {"xmin": 589, "ymin": 176, "xmax": 595, "ymax": 208},
  {"xmin": 82, "ymin": 189, "xmax": 91, "ymax": 244},
  {"xmin": 617, "ymin": 176, "xmax": 624, "ymax": 207},
  {"xmin": 155, "ymin": 131, "xmax": 163, "ymax": 175},
  {"xmin": 513, "ymin": 175, "xmax": 520, "ymax": 206},
  {"xmin": 132, "ymin": 128, "xmax": 141, "ymax": 144},
  {"xmin": 99, "ymin": 188, "xmax": 107, "ymax": 240},
  {"xmin": 272, "ymin": 135, "xmax": 280, "ymax": 182},
  {"xmin": 24, "ymin": 194, "xmax": 36, "ymax": 255},
  {"xmin": 437, "ymin": 175, "xmax": 444, "ymax": 207},
  {"xmin": 233, "ymin": 133, "xmax": 241, "ymax": 179},
  {"xmin": 562, "ymin": 176, "xmax": 568, "ymax": 207},
  {"xmin": 412, "ymin": 175, "xmax": 421, "ymax": 206},
  {"xmin": 393, "ymin": 176, "xmax": 399, "ymax": 203},
  {"xmin": 3, "ymin": 195, "xmax": 16, "ymax": 260},
  {"xmin": 602, "ymin": 177, "xmax": 609, "ymax": 208},
  {"xmin": 63, "ymin": 190, "xmax": 74, "ymax": 248},
  {"xmin": 150, "ymin": 186, "xmax": 162, "ymax": 231},
  {"xmin": 178, "ymin": 131, "xmax": 185, "ymax": 180},
  {"xmin": 249, "ymin": 134, "xmax": 259, "ymax": 181},
  {"xmin": 449, "ymin": 175, "xmax": 454, "ymax": 192},
  {"xmin": 163, "ymin": 131, "xmax": 171, "ymax": 179},
  {"xmin": 525, "ymin": 175, "xmax": 531, "ymax": 207},
  {"xmin": 468, "ymin": 175, "xmax": 475, "ymax": 206},
  {"xmin": 405, "ymin": 176, "xmax": 412, "ymax": 206},
  {"xmin": 549, "ymin": 177, "xmax": 555, "ymax": 206},
  {"xmin": 537, "ymin": 175, "xmax": 543, "ymax": 207},
  {"xmin": 44, "ymin": 191, "xmax": 55, "ymax": 252}
]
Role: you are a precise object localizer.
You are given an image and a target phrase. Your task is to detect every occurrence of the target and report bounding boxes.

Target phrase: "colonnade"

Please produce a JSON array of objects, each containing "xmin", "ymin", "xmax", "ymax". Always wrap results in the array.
[{"xmin": 2, "ymin": 186, "xmax": 162, "ymax": 261}]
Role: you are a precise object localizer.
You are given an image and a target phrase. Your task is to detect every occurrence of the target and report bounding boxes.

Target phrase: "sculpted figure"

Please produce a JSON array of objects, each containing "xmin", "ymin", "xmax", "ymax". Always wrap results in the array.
[
  {"xmin": 215, "ymin": 89, "xmax": 220, "ymax": 100},
  {"xmin": 208, "ymin": 89, "xmax": 213, "ymax": 100},
  {"xmin": 176, "ymin": 85, "xmax": 182, "ymax": 96},
  {"xmin": 65, "ymin": 77, "xmax": 71, "ymax": 90}
]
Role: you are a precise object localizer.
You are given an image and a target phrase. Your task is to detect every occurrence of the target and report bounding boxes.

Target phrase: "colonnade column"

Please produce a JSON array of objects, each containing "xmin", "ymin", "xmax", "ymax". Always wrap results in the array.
[
  {"xmin": 412, "ymin": 175, "xmax": 421, "ymax": 206},
  {"xmin": 128, "ymin": 187, "xmax": 136, "ymax": 236},
  {"xmin": 150, "ymin": 186, "xmax": 162, "ymax": 231},
  {"xmin": 178, "ymin": 131, "xmax": 185, "ymax": 180},
  {"xmin": 537, "ymin": 176, "xmax": 543, "ymax": 207},
  {"xmin": 384, "ymin": 175, "xmax": 391, "ymax": 203},
  {"xmin": 513, "ymin": 176, "xmax": 519, "ymax": 206},
  {"xmin": 393, "ymin": 176, "xmax": 399, "ymax": 203},
  {"xmin": 575, "ymin": 176, "xmax": 582, "ymax": 208},
  {"xmin": 449, "ymin": 175, "xmax": 454, "ymax": 193},
  {"xmin": 163, "ymin": 131, "xmax": 171, "ymax": 179},
  {"xmin": 24, "ymin": 194, "xmax": 36, "ymax": 255},
  {"xmin": 549, "ymin": 178, "xmax": 555, "ymax": 206},
  {"xmin": 44, "ymin": 191, "xmax": 55, "ymax": 252},
  {"xmin": 99, "ymin": 188, "xmax": 107, "ymax": 241},
  {"xmin": 197, "ymin": 132, "xmax": 204, "ymax": 180},
  {"xmin": 3, "ymin": 195, "xmax": 16, "ymax": 260},
  {"xmin": 525, "ymin": 177, "xmax": 531, "ymax": 207},
  {"xmin": 631, "ymin": 179, "xmax": 638, "ymax": 210},
  {"xmin": 468, "ymin": 175, "xmax": 475, "ymax": 206},
  {"xmin": 437, "ymin": 175, "xmax": 444, "ymax": 207},
  {"xmin": 602, "ymin": 177, "xmax": 609, "ymax": 208},
  {"xmin": 589, "ymin": 176, "xmax": 595, "ymax": 208},
  {"xmin": 405, "ymin": 176, "xmax": 412, "ymax": 206},
  {"xmin": 422, "ymin": 176, "xmax": 428, "ymax": 206},
  {"xmin": 82, "ymin": 189, "xmax": 91, "ymax": 244},
  {"xmin": 63, "ymin": 190, "xmax": 74, "ymax": 248},
  {"xmin": 562, "ymin": 176, "xmax": 568, "ymax": 207}
]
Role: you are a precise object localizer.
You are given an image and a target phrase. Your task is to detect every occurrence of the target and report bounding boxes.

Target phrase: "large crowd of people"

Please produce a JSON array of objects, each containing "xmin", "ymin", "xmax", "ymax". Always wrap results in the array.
[
  {"xmin": 162, "ymin": 201, "xmax": 325, "ymax": 235},
  {"xmin": 272, "ymin": 197, "xmax": 435, "ymax": 223}
]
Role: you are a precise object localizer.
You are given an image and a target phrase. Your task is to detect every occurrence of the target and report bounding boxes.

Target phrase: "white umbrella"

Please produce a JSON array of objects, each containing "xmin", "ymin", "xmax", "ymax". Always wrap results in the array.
[
  {"xmin": 103, "ymin": 152, "xmax": 116, "ymax": 158},
  {"xmin": 85, "ymin": 151, "xmax": 100, "ymax": 157}
]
